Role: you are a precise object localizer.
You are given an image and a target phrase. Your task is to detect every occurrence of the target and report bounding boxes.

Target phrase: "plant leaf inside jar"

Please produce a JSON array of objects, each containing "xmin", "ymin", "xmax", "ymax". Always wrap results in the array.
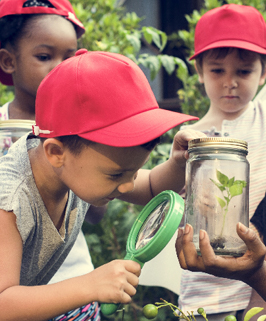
[{"xmin": 210, "ymin": 170, "xmax": 247, "ymax": 248}]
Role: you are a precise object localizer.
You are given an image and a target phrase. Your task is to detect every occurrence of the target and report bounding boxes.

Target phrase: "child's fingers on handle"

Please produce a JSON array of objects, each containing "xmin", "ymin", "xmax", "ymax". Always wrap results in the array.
[
  {"xmin": 119, "ymin": 292, "xmax": 134, "ymax": 305},
  {"xmin": 123, "ymin": 281, "xmax": 138, "ymax": 299},
  {"xmin": 123, "ymin": 260, "xmax": 141, "ymax": 276},
  {"xmin": 113, "ymin": 280, "xmax": 138, "ymax": 305},
  {"xmin": 125, "ymin": 270, "xmax": 139, "ymax": 288}
]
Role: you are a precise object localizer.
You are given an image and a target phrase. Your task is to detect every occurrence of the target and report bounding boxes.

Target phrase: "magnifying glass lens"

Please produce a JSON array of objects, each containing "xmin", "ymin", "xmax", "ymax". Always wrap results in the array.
[{"xmin": 135, "ymin": 200, "xmax": 170, "ymax": 250}]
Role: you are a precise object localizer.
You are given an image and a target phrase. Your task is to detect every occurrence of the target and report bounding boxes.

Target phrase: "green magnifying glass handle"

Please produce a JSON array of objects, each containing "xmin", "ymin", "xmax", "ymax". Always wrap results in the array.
[{"xmin": 101, "ymin": 302, "xmax": 121, "ymax": 316}]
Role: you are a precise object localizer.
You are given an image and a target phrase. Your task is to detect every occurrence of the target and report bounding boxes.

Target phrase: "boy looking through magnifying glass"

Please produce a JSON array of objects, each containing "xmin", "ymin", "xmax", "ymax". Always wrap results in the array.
[{"xmin": 0, "ymin": 49, "xmax": 204, "ymax": 320}]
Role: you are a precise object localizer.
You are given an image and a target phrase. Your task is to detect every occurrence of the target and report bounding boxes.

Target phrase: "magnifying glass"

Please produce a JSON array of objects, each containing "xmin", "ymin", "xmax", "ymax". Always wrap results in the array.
[{"xmin": 101, "ymin": 190, "xmax": 184, "ymax": 316}]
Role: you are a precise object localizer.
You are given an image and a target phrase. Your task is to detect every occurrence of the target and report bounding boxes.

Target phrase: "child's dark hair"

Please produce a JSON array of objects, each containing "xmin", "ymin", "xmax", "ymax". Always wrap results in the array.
[
  {"xmin": 40, "ymin": 135, "xmax": 160, "ymax": 155},
  {"xmin": 0, "ymin": 0, "xmax": 76, "ymax": 49},
  {"xmin": 195, "ymin": 47, "xmax": 266, "ymax": 76},
  {"xmin": 0, "ymin": 14, "xmax": 35, "ymax": 49}
]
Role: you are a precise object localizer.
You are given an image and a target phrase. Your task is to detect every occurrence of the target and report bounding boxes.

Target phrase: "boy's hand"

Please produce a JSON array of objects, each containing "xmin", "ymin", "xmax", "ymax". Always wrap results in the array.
[
  {"xmin": 176, "ymin": 223, "xmax": 266, "ymax": 283},
  {"xmin": 171, "ymin": 129, "xmax": 206, "ymax": 166},
  {"xmin": 91, "ymin": 260, "xmax": 141, "ymax": 304}
]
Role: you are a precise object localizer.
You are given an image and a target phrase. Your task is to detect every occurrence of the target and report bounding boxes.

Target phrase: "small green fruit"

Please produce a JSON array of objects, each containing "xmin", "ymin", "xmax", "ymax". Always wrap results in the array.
[
  {"xmin": 224, "ymin": 315, "xmax": 237, "ymax": 321},
  {"xmin": 197, "ymin": 308, "xmax": 205, "ymax": 315},
  {"xmin": 143, "ymin": 304, "xmax": 158, "ymax": 319}
]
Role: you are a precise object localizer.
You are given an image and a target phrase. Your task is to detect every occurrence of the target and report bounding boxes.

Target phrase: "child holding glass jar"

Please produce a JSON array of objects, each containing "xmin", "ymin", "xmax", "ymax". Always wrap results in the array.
[{"xmin": 177, "ymin": 4, "xmax": 266, "ymax": 321}]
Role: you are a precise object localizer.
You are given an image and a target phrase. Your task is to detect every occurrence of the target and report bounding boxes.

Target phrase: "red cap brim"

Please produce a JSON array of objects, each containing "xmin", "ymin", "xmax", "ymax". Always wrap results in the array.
[
  {"xmin": 189, "ymin": 40, "xmax": 266, "ymax": 60},
  {"xmin": 78, "ymin": 108, "xmax": 198, "ymax": 147}
]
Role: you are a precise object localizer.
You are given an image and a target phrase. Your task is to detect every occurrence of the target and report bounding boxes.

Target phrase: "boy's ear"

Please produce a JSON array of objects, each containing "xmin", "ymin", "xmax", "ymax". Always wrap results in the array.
[
  {"xmin": 194, "ymin": 60, "xmax": 204, "ymax": 83},
  {"xmin": 43, "ymin": 138, "xmax": 66, "ymax": 168},
  {"xmin": 0, "ymin": 48, "xmax": 16, "ymax": 75},
  {"xmin": 259, "ymin": 69, "xmax": 266, "ymax": 86}
]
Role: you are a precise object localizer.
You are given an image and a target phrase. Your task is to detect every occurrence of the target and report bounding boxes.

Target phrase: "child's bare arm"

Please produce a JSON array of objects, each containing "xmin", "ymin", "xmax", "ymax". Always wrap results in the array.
[
  {"xmin": 122, "ymin": 129, "xmax": 206, "ymax": 205},
  {"xmin": 0, "ymin": 209, "xmax": 141, "ymax": 320},
  {"xmin": 0, "ymin": 210, "xmax": 22, "ymax": 293},
  {"xmin": 175, "ymin": 223, "xmax": 266, "ymax": 301},
  {"xmin": 148, "ymin": 129, "xmax": 205, "ymax": 196}
]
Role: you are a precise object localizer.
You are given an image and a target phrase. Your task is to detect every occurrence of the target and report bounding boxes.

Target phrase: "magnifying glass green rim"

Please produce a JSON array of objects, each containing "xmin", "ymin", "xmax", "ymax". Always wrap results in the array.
[{"xmin": 125, "ymin": 190, "xmax": 184, "ymax": 264}]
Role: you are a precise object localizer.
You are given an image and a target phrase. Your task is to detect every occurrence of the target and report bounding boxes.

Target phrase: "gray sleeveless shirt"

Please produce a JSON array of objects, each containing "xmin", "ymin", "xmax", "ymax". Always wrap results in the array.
[{"xmin": 0, "ymin": 134, "xmax": 90, "ymax": 285}]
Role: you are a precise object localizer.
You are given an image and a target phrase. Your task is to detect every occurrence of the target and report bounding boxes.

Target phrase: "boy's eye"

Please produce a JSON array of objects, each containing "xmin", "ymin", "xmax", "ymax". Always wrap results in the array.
[
  {"xmin": 36, "ymin": 54, "xmax": 50, "ymax": 61},
  {"xmin": 211, "ymin": 68, "xmax": 223, "ymax": 74},
  {"xmin": 238, "ymin": 69, "xmax": 252, "ymax": 76},
  {"xmin": 109, "ymin": 173, "xmax": 123, "ymax": 180}
]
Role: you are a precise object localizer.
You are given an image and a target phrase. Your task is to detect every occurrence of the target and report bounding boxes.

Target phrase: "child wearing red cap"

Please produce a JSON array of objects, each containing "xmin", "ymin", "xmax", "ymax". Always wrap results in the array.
[
  {"xmin": 0, "ymin": 49, "xmax": 201, "ymax": 320},
  {"xmin": 0, "ymin": 0, "xmax": 104, "ymax": 320},
  {"xmin": 175, "ymin": 4, "xmax": 266, "ymax": 321}
]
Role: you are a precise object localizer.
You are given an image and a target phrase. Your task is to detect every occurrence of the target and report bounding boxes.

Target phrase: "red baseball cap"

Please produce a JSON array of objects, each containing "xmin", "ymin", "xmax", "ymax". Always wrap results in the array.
[
  {"xmin": 0, "ymin": 0, "xmax": 85, "ymax": 86},
  {"xmin": 190, "ymin": 4, "xmax": 266, "ymax": 60},
  {"xmin": 33, "ymin": 49, "xmax": 198, "ymax": 147}
]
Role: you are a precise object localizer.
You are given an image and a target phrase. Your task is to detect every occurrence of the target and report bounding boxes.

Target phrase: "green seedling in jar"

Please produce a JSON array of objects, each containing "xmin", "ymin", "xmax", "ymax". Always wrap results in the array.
[{"xmin": 210, "ymin": 169, "xmax": 247, "ymax": 249}]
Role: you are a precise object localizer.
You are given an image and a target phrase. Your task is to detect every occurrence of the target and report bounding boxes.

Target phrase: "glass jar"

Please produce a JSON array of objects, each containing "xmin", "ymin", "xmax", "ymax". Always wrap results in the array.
[
  {"xmin": 0, "ymin": 119, "xmax": 34, "ymax": 156},
  {"xmin": 184, "ymin": 137, "xmax": 249, "ymax": 257}
]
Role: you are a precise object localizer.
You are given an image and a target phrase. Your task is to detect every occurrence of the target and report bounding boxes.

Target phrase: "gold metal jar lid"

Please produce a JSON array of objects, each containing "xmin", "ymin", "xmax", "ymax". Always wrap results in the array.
[
  {"xmin": 0, "ymin": 119, "xmax": 35, "ymax": 130},
  {"xmin": 188, "ymin": 137, "xmax": 248, "ymax": 153}
]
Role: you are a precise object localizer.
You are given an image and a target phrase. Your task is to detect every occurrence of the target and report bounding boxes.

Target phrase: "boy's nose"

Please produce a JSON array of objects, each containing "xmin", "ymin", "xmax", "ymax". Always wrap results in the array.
[
  {"xmin": 223, "ymin": 77, "xmax": 238, "ymax": 89},
  {"xmin": 117, "ymin": 179, "xmax": 135, "ymax": 194}
]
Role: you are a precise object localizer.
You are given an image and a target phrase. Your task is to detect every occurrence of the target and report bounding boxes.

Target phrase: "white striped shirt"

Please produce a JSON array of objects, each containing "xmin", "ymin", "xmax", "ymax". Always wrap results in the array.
[{"xmin": 179, "ymin": 99, "xmax": 266, "ymax": 314}]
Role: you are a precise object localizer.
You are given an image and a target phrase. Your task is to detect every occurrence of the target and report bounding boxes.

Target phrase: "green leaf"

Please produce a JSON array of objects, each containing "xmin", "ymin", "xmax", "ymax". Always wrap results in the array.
[
  {"xmin": 216, "ymin": 170, "xmax": 229, "ymax": 186},
  {"xmin": 210, "ymin": 178, "xmax": 226, "ymax": 192},
  {"xmin": 229, "ymin": 184, "xmax": 243, "ymax": 197},
  {"xmin": 244, "ymin": 307, "xmax": 264, "ymax": 321},
  {"xmin": 126, "ymin": 34, "xmax": 141, "ymax": 52},
  {"xmin": 141, "ymin": 56, "xmax": 161, "ymax": 80},
  {"xmin": 142, "ymin": 27, "xmax": 163, "ymax": 49},
  {"xmin": 215, "ymin": 196, "xmax": 226, "ymax": 208},
  {"xmin": 228, "ymin": 177, "xmax": 235, "ymax": 187},
  {"xmin": 234, "ymin": 180, "xmax": 247, "ymax": 188},
  {"xmin": 224, "ymin": 196, "xmax": 230, "ymax": 204},
  {"xmin": 174, "ymin": 57, "xmax": 188, "ymax": 83},
  {"xmin": 160, "ymin": 32, "xmax": 167, "ymax": 51},
  {"xmin": 159, "ymin": 55, "xmax": 176, "ymax": 75},
  {"xmin": 142, "ymin": 27, "xmax": 153, "ymax": 44}
]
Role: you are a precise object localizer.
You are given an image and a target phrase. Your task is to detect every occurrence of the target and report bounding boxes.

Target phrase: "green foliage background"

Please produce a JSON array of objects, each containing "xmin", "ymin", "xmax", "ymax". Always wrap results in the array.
[{"xmin": 1, "ymin": 0, "xmax": 265, "ymax": 319}]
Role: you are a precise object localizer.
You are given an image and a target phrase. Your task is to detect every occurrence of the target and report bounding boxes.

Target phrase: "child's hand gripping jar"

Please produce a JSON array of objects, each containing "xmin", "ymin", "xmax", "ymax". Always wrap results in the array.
[
  {"xmin": 0, "ymin": 119, "xmax": 34, "ymax": 156},
  {"xmin": 184, "ymin": 137, "xmax": 249, "ymax": 257}
]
